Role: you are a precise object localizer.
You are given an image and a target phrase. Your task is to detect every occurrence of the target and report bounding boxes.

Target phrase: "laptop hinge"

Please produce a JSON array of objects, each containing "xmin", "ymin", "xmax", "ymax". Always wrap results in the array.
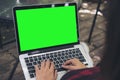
[{"xmin": 28, "ymin": 45, "xmax": 74, "ymax": 55}]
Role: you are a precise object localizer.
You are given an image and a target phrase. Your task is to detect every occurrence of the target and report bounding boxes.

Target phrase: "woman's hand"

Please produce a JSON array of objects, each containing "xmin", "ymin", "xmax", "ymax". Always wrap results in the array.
[
  {"xmin": 35, "ymin": 60, "xmax": 57, "ymax": 80},
  {"xmin": 62, "ymin": 58, "xmax": 86, "ymax": 70}
]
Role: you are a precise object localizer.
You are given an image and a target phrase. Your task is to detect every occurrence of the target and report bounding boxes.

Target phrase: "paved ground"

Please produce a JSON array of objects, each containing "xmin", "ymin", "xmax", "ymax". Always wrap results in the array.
[{"xmin": 0, "ymin": 2, "xmax": 106, "ymax": 80}]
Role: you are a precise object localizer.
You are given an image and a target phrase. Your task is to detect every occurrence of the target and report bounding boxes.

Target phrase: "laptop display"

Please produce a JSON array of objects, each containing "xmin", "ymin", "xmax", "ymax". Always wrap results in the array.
[{"xmin": 14, "ymin": 3, "xmax": 79, "ymax": 53}]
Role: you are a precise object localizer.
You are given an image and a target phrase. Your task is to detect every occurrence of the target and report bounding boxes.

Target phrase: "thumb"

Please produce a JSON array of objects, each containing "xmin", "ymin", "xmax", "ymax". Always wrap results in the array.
[{"xmin": 62, "ymin": 65, "xmax": 74, "ymax": 70}]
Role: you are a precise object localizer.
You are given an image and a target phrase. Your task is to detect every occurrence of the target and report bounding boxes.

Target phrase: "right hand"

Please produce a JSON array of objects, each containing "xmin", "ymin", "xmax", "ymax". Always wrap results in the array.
[{"xmin": 62, "ymin": 58, "xmax": 86, "ymax": 70}]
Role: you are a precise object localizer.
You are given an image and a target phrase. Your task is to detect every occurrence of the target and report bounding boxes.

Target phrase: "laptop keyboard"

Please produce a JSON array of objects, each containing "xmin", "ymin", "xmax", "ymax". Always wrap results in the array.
[{"xmin": 24, "ymin": 48, "xmax": 88, "ymax": 78}]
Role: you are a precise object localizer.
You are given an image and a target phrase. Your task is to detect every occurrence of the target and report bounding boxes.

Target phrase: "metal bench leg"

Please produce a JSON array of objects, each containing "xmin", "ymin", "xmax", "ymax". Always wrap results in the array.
[
  {"xmin": 8, "ymin": 59, "xmax": 19, "ymax": 80},
  {"xmin": 87, "ymin": 0, "xmax": 102, "ymax": 44},
  {"xmin": 0, "ymin": 27, "xmax": 3, "ymax": 49}
]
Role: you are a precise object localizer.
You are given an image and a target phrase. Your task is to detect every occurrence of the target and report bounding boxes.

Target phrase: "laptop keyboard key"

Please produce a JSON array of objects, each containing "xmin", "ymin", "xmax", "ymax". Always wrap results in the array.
[
  {"xmin": 25, "ymin": 59, "xmax": 29, "ymax": 63},
  {"xmin": 27, "ymin": 63, "xmax": 32, "ymax": 67},
  {"xmin": 37, "ymin": 61, "xmax": 40, "ymax": 64},
  {"xmin": 29, "ymin": 69, "xmax": 35, "ymax": 73},
  {"xmin": 80, "ymin": 58, "xmax": 86, "ymax": 62},
  {"xmin": 30, "ymin": 58, "xmax": 33, "ymax": 62},
  {"xmin": 34, "ymin": 58, "xmax": 38, "ymax": 61},
  {"xmin": 30, "ymin": 73, "xmax": 34, "ymax": 78},
  {"xmin": 85, "ymin": 63, "xmax": 88, "ymax": 66},
  {"xmin": 28, "ymin": 66, "xmax": 34, "ymax": 70},
  {"xmin": 33, "ymin": 62, "xmax": 37, "ymax": 65}
]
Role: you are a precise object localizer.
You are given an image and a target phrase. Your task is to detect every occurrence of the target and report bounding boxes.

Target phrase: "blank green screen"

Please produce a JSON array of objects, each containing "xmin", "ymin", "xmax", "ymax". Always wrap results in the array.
[{"xmin": 16, "ymin": 5, "xmax": 78, "ymax": 52}]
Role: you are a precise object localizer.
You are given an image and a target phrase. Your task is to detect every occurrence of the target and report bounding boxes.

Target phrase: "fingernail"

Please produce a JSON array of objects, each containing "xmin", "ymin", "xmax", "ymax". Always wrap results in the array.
[
  {"xmin": 56, "ymin": 70, "xmax": 57, "ymax": 72},
  {"xmin": 43, "ymin": 60, "xmax": 46, "ymax": 62}
]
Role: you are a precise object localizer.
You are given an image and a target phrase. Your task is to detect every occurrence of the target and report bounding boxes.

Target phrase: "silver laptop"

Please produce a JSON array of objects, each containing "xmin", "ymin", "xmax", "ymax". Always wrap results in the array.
[{"xmin": 13, "ymin": 3, "xmax": 93, "ymax": 80}]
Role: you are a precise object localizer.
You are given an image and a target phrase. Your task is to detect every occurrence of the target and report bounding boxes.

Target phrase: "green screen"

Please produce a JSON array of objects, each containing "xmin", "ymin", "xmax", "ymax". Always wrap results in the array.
[{"xmin": 16, "ymin": 5, "xmax": 78, "ymax": 52}]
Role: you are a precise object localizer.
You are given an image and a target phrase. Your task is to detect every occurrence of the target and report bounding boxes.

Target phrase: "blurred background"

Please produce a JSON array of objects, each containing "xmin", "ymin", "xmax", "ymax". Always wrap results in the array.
[{"xmin": 0, "ymin": 0, "xmax": 107, "ymax": 79}]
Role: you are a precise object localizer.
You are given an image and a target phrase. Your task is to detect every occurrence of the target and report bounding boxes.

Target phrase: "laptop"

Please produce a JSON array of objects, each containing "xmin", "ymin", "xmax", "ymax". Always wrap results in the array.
[{"xmin": 13, "ymin": 3, "xmax": 93, "ymax": 80}]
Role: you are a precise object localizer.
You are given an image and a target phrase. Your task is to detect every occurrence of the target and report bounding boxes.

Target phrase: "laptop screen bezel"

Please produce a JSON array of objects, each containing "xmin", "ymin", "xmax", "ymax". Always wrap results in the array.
[{"xmin": 13, "ymin": 3, "xmax": 80, "ymax": 55}]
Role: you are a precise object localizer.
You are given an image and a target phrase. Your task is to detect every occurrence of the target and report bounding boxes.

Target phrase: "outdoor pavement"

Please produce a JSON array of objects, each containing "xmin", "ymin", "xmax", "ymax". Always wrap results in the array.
[{"xmin": 0, "ymin": 2, "xmax": 106, "ymax": 80}]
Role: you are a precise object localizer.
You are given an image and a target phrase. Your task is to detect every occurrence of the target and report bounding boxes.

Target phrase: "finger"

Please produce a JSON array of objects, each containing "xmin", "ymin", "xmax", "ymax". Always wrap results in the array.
[
  {"xmin": 62, "ymin": 65, "xmax": 74, "ymax": 70},
  {"xmin": 50, "ymin": 62, "xmax": 55, "ymax": 70},
  {"xmin": 38, "ymin": 64, "xmax": 41, "ymax": 69},
  {"xmin": 41, "ymin": 60, "xmax": 45, "ymax": 69},
  {"xmin": 63, "ymin": 59, "xmax": 72, "ymax": 65},
  {"xmin": 45, "ymin": 60, "xmax": 51, "ymax": 69},
  {"xmin": 73, "ymin": 58, "xmax": 84, "ymax": 65},
  {"xmin": 74, "ymin": 58, "xmax": 81, "ymax": 62},
  {"xmin": 34, "ymin": 65, "xmax": 40, "ymax": 77},
  {"xmin": 35, "ymin": 65, "xmax": 39, "ymax": 72}
]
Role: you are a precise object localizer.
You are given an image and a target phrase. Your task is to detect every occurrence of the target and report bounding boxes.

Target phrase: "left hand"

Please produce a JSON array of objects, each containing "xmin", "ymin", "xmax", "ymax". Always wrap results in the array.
[{"xmin": 35, "ymin": 60, "xmax": 57, "ymax": 80}]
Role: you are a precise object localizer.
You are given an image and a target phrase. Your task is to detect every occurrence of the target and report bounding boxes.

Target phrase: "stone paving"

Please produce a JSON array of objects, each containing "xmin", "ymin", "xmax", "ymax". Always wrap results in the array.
[{"xmin": 0, "ymin": 2, "xmax": 106, "ymax": 80}]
